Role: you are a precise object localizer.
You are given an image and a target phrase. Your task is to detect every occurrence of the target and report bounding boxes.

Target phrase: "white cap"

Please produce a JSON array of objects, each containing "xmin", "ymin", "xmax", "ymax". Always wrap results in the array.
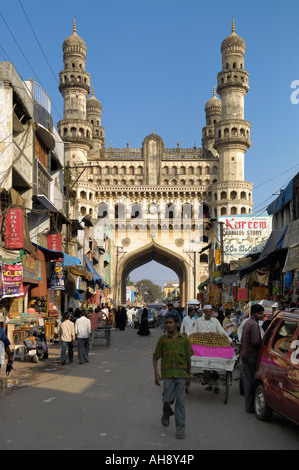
[{"xmin": 203, "ymin": 305, "xmax": 212, "ymax": 310}]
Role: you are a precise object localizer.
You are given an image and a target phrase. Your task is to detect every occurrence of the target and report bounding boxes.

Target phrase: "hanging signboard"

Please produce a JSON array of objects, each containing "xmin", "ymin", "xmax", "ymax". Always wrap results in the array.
[
  {"xmin": 47, "ymin": 233, "xmax": 62, "ymax": 251},
  {"xmin": 49, "ymin": 261, "xmax": 65, "ymax": 290},
  {"xmin": 218, "ymin": 215, "xmax": 273, "ymax": 263},
  {"xmin": 5, "ymin": 208, "xmax": 24, "ymax": 249},
  {"xmin": 0, "ymin": 262, "xmax": 24, "ymax": 299}
]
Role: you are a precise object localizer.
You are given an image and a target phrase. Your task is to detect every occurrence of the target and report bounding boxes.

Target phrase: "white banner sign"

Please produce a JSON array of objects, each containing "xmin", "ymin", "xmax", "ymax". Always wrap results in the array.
[{"xmin": 218, "ymin": 215, "xmax": 273, "ymax": 263}]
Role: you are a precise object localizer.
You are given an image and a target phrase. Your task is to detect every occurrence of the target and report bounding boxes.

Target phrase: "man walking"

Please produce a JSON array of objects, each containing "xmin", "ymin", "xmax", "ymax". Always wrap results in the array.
[
  {"xmin": 89, "ymin": 307, "xmax": 102, "ymax": 349},
  {"xmin": 59, "ymin": 312, "xmax": 75, "ymax": 364},
  {"xmin": 180, "ymin": 308, "xmax": 196, "ymax": 337},
  {"xmin": 153, "ymin": 313, "xmax": 194, "ymax": 439},
  {"xmin": 75, "ymin": 310, "xmax": 91, "ymax": 364},
  {"xmin": 240, "ymin": 303, "xmax": 265, "ymax": 413}
]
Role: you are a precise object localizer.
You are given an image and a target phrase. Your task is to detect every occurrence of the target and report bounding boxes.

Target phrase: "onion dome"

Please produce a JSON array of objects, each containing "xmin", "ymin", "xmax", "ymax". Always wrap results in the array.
[
  {"xmin": 221, "ymin": 18, "xmax": 245, "ymax": 53},
  {"xmin": 205, "ymin": 85, "xmax": 221, "ymax": 111},
  {"xmin": 63, "ymin": 19, "xmax": 87, "ymax": 52},
  {"xmin": 87, "ymin": 85, "xmax": 102, "ymax": 111}
]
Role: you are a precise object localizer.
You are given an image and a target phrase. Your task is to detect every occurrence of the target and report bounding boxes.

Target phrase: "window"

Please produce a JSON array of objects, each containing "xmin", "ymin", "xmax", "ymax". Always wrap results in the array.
[
  {"xmin": 263, "ymin": 318, "xmax": 280, "ymax": 347},
  {"xmin": 271, "ymin": 320, "xmax": 298, "ymax": 355}
]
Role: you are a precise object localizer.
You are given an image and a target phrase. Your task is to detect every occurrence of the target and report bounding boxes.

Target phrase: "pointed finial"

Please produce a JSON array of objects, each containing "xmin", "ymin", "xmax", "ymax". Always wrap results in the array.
[
  {"xmin": 73, "ymin": 18, "xmax": 77, "ymax": 34},
  {"xmin": 213, "ymin": 84, "xmax": 216, "ymax": 97},
  {"xmin": 232, "ymin": 17, "xmax": 235, "ymax": 34},
  {"xmin": 152, "ymin": 128, "xmax": 155, "ymax": 134},
  {"xmin": 91, "ymin": 84, "xmax": 94, "ymax": 96}
]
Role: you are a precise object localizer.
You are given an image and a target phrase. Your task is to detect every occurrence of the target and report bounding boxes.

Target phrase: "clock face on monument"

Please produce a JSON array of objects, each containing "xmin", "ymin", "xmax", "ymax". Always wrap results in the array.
[{"xmin": 149, "ymin": 204, "xmax": 158, "ymax": 214}]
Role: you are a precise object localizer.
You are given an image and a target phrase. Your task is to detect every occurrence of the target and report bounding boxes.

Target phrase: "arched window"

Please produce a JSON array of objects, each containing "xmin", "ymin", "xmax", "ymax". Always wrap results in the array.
[
  {"xmin": 220, "ymin": 207, "xmax": 227, "ymax": 215},
  {"xmin": 131, "ymin": 204, "xmax": 142, "ymax": 219},
  {"xmin": 182, "ymin": 204, "xmax": 192, "ymax": 219},
  {"xmin": 220, "ymin": 191, "xmax": 227, "ymax": 200},
  {"xmin": 231, "ymin": 207, "xmax": 237, "ymax": 215},
  {"xmin": 165, "ymin": 203, "xmax": 175, "ymax": 219},
  {"xmin": 115, "ymin": 203, "xmax": 126, "ymax": 219}
]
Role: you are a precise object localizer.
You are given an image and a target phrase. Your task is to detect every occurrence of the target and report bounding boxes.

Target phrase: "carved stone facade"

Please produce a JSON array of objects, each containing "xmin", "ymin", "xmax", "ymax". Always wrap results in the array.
[{"xmin": 58, "ymin": 20, "xmax": 254, "ymax": 304}]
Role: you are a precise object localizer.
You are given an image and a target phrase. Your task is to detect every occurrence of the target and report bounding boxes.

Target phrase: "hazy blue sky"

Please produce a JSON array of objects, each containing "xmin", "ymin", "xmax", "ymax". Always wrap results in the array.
[{"xmin": 1, "ymin": 1, "xmax": 298, "ymax": 284}]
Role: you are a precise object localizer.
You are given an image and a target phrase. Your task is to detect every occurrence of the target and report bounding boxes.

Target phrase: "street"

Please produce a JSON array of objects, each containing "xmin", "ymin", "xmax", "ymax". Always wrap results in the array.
[{"xmin": 0, "ymin": 326, "xmax": 298, "ymax": 451}]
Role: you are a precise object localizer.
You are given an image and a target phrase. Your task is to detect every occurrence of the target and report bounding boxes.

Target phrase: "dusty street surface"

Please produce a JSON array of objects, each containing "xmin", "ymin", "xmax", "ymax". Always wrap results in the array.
[{"xmin": 0, "ymin": 326, "xmax": 298, "ymax": 451}]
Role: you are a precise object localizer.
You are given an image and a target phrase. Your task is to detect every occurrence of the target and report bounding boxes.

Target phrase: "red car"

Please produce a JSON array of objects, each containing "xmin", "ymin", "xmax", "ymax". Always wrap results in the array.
[{"xmin": 254, "ymin": 310, "xmax": 299, "ymax": 425}]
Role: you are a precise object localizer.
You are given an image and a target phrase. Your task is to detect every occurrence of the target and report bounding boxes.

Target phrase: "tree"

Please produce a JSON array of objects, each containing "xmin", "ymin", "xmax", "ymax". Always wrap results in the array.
[{"xmin": 135, "ymin": 279, "xmax": 162, "ymax": 304}]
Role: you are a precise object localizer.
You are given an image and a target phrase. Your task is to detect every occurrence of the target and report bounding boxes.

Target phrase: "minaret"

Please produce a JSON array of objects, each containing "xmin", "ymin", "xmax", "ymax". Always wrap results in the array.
[
  {"xmin": 58, "ymin": 19, "xmax": 93, "ymax": 164},
  {"xmin": 86, "ymin": 85, "xmax": 105, "ymax": 154},
  {"xmin": 211, "ymin": 19, "xmax": 253, "ymax": 217},
  {"xmin": 202, "ymin": 84, "xmax": 221, "ymax": 157}
]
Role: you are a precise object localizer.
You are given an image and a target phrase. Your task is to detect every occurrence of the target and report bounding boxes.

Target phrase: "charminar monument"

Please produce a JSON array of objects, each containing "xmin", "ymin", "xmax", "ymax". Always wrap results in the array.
[{"xmin": 58, "ymin": 19, "xmax": 253, "ymax": 304}]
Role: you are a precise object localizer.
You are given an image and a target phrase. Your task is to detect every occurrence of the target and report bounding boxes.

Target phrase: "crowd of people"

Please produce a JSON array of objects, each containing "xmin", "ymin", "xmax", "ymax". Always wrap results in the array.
[{"xmin": 151, "ymin": 299, "xmax": 299, "ymax": 440}]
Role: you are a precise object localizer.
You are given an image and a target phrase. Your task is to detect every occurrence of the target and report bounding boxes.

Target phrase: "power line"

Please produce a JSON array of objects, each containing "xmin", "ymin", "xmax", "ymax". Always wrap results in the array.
[{"xmin": 18, "ymin": 0, "xmax": 59, "ymax": 86}]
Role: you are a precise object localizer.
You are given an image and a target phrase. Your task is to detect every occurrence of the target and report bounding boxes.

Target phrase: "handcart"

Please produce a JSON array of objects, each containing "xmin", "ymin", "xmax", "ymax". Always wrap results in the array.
[
  {"xmin": 96, "ymin": 326, "xmax": 111, "ymax": 347},
  {"xmin": 190, "ymin": 353, "xmax": 236, "ymax": 404},
  {"xmin": 189, "ymin": 332, "xmax": 236, "ymax": 404},
  {"xmin": 96, "ymin": 316, "xmax": 111, "ymax": 347}
]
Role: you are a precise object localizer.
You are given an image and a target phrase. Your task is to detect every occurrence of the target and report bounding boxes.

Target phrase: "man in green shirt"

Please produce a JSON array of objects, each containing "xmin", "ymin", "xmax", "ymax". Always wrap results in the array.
[{"xmin": 153, "ymin": 313, "xmax": 194, "ymax": 439}]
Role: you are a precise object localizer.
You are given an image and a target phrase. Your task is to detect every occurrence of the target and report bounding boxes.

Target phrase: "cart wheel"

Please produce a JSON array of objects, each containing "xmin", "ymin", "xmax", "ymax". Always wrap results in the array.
[{"xmin": 223, "ymin": 372, "xmax": 230, "ymax": 404}]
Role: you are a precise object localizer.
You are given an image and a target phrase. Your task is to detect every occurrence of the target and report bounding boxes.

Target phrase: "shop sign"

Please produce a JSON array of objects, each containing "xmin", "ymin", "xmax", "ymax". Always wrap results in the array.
[
  {"xmin": 22, "ymin": 256, "xmax": 42, "ymax": 282},
  {"xmin": 126, "ymin": 286, "xmax": 134, "ymax": 303},
  {"xmin": 49, "ymin": 261, "xmax": 65, "ymax": 290},
  {"xmin": 47, "ymin": 233, "xmax": 62, "ymax": 251},
  {"xmin": 5, "ymin": 208, "xmax": 24, "ymax": 249},
  {"xmin": 218, "ymin": 215, "xmax": 273, "ymax": 263},
  {"xmin": 0, "ymin": 262, "xmax": 24, "ymax": 299}
]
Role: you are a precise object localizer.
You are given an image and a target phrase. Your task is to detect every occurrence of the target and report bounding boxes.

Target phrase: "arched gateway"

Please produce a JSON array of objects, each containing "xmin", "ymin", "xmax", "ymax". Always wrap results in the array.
[{"xmin": 117, "ymin": 241, "xmax": 188, "ymax": 305}]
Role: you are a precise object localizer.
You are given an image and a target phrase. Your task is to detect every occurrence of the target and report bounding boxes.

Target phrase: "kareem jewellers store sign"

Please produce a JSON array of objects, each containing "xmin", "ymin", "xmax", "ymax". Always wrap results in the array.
[{"xmin": 218, "ymin": 215, "xmax": 273, "ymax": 263}]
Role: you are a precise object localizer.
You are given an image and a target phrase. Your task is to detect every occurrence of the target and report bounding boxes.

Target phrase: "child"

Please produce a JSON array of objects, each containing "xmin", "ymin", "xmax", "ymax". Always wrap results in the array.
[{"xmin": 153, "ymin": 313, "xmax": 194, "ymax": 439}]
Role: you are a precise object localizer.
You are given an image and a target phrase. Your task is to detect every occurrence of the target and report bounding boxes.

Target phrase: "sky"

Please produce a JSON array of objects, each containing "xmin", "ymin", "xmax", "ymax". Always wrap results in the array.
[{"xmin": 1, "ymin": 0, "xmax": 299, "ymax": 285}]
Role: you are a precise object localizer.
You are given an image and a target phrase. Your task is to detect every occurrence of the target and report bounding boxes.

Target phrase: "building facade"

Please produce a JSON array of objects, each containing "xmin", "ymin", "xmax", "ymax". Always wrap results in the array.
[{"xmin": 58, "ymin": 20, "xmax": 254, "ymax": 304}]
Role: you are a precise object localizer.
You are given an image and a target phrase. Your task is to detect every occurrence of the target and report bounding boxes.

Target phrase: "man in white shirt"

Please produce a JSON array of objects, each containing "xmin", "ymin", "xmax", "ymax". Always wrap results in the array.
[
  {"xmin": 160, "ymin": 305, "xmax": 168, "ymax": 332},
  {"xmin": 193, "ymin": 305, "xmax": 229, "ymax": 336},
  {"xmin": 193, "ymin": 305, "xmax": 229, "ymax": 393},
  {"xmin": 75, "ymin": 310, "xmax": 91, "ymax": 364},
  {"xmin": 180, "ymin": 308, "xmax": 196, "ymax": 337}
]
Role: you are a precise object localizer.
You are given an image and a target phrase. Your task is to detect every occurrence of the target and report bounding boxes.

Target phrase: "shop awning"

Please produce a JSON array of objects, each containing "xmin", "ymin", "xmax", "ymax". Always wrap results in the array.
[
  {"xmin": 283, "ymin": 242, "xmax": 299, "ymax": 272},
  {"xmin": 267, "ymin": 179, "xmax": 293, "ymax": 215},
  {"xmin": 31, "ymin": 243, "xmax": 81, "ymax": 266},
  {"xmin": 83, "ymin": 254, "xmax": 104, "ymax": 286},
  {"xmin": 198, "ymin": 278, "xmax": 210, "ymax": 289},
  {"xmin": 237, "ymin": 226, "xmax": 288, "ymax": 279}
]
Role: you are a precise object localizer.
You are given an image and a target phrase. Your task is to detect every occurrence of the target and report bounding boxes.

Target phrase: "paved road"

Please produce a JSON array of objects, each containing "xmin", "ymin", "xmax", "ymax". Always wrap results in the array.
[{"xmin": 0, "ymin": 326, "xmax": 298, "ymax": 451}]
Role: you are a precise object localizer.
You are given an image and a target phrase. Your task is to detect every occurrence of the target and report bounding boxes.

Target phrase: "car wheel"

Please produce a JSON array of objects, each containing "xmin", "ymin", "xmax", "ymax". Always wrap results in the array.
[{"xmin": 254, "ymin": 384, "xmax": 273, "ymax": 421}]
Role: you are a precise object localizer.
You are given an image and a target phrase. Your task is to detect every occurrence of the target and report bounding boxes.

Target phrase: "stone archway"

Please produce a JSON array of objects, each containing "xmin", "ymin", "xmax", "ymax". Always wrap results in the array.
[{"xmin": 116, "ymin": 240, "xmax": 188, "ymax": 305}]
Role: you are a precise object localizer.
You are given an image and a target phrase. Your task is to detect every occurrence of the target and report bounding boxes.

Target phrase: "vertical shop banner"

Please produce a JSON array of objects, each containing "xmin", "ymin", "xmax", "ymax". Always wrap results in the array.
[
  {"xmin": 50, "ymin": 261, "xmax": 65, "ymax": 290},
  {"xmin": 0, "ymin": 262, "xmax": 24, "ymax": 299},
  {"xmin": 5, "ymin": 208, "xmax": 24, "ymax": 249},
  {"xmin": 47, "ymin": 233, "xmax": 62, "ymax": 251}
]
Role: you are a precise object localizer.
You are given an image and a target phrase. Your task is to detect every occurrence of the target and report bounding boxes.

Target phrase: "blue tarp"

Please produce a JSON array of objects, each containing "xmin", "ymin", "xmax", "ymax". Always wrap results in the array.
[
  {"xmin": 83, "ymin": 254, "xmax": 104, "ymax": 287},
  {"xmin": 267, "ymin": 179, "xmax": 293, "ymax": 215},
  {"xmin": 32, "ymin": 242, "xmax": 81, "ymax": 267}
]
